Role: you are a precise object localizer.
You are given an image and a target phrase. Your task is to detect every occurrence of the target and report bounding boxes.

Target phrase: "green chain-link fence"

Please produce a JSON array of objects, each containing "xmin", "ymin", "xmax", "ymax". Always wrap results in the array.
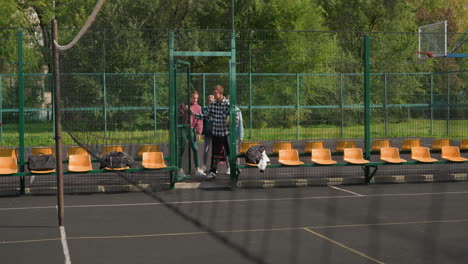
[{"xmin": 1, "ymin": 28, "xmax": 467, "ymax": 194}]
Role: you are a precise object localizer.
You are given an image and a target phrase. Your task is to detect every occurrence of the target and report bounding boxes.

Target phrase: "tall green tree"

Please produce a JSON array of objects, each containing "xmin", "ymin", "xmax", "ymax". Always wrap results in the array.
[{"xmin": 0, "ymin": 0, "xmax": 28, "ymax": 73}]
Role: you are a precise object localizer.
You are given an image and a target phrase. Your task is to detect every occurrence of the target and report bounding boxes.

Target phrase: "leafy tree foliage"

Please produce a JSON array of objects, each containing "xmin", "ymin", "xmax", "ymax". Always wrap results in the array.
[{"xmin": 1, "ymin": 0, "xmax": 466, "ymax": 130}]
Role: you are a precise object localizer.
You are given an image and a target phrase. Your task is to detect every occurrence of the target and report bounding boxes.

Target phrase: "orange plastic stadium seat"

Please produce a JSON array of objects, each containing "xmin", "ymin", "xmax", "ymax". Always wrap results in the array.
[
  {"xmin": 278, "ymin": 149, "xmax": 304, "ymax": 166},
  {"xmin": 380, "ymin": 147, "xmax": 407, "ymax": 163},
  {"xmin": 272, "ymin": 141, "xmax": 293, "ymax": 154},
  {"xmin": 31, "ymin": 168, "xmax": 56, "ymax": 174},
  {"xmin": 68, "ymin": 154, "xmax": 93, "ymax": 172},
  {"xmin": 142, "ymin": 152, "xmax": 167, "ymax": 169},
  {"xmin": 103, "ymin": 145, "xmax": 125, "ymax": 155},
  {"xmin": 371, "ymin": 139, "xmax": 391, "ymax": 151},
  {"xmin": 239, "ymin": 142, "xmax": 260, "ymax": 154},
  {"xmin": 401, "ymin": 139, "xmax": 421, "ymax": 151},
  {"xmin": 441, "ymin": 146, "xmax": 468, "ymax": 162},
  {"xmin": 105, "ymin": 165, "xmax": 130, "ymax": 171},
  {"xmin": 0, "ymin": 157, "xmax": 18, "ymax": 175},
  {"xmin": 461, "ymin": 139, "xmax": 468, "ymax": 150},
  {"xmin": 311, "ymin": 149, "xmax": 337, "ymax": 165},
  {"xmin": 431, "ymin": 139, "xmax": 450, "ymax": 150},
  {"xmin": 138, "ymin": 144, "xmax": 160, "ymax": 156},
  {"xmin": 411, "ymin": 147, "xmax": 438, "ymax": 163},
  {"xmin": 32, "ymin": 147, "xmax": 54, "ymax": 156},
  {"xmin": 343, "ymin": 148, "xmax": 369, "ymax": 164},
  {"xmin": 0, "ymin": 148, "xmax": 17, "ymax": 158},
  {"xmin": 336, "ymin": 140, "xmax": 356, "ymax": 152},
  {"xmin": 67, "ymin": 146, "xmax": 89, "ymax": 158},
  {"xmin": 304, "ymin": 141, "xmax": 325, "ymax": 153}
]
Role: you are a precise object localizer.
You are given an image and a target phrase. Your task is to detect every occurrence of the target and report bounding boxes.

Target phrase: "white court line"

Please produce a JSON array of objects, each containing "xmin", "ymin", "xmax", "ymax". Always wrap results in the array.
[
  {"xmin": 303, "ymin": 227, "xmax": 384, "ymax": 264},
  {"xmin": 0, "ymin": 205, "xmax": 57, "ymax": 211},
  {"xmin": 2, "ymin": 191, "xmax": 468, "ymax": 211},
  {"xmin": 328, "ymin": 185, "xmax": 363, "ymax": 196},
  {"xmin": 60, "ymin": 226, "xmax": 72, "ymax": 264}
]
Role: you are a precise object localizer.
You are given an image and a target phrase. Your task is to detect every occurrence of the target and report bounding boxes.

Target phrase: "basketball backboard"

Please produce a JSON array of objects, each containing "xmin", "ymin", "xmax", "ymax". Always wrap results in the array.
[
  {"xmin": 418, "ymin": 21, "xmax": 447, "ymax": 58},
  {"xmin": 418, "ymin": 20, "xmax": 468, "ymax": 58}
]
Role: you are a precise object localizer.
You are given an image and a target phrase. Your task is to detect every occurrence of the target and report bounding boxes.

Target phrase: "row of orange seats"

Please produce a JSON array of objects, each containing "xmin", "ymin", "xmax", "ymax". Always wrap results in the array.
[
  {"xmin": 0, "ymin": 144, "xmax": 167, "ymax": 175},
  {"xmin": 240, "ymin": 139, "xmax": 468, "ymax": 154},
  {"xmin": 245, "ymin": 147, "xmax": 467, "ymax": 167},
  {"xmin": 240, "ymin": 140, "xmax": 468, "ymax": 167}
]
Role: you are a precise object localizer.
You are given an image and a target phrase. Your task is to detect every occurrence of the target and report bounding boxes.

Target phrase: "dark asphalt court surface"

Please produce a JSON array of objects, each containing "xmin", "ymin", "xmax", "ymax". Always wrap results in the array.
[{"xmin": 1, "ymin": 182, "xmax": 468, "ymax": 264}]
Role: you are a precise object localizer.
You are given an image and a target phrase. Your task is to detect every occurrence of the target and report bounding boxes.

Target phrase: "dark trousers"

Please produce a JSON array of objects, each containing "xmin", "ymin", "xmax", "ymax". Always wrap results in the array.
[
  {"xmin": 177, "ymin": 128, "xmax": 200, "ymax": 168},
  {"xmin": 210, "ymin": 135, "xmax": 230, "ymax": 174}
]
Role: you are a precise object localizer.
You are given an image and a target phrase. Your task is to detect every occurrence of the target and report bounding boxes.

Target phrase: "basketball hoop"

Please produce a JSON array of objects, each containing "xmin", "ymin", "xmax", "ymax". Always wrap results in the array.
[
  {"xmin": 417, "ymin": 20, "xmax": 468, "ymax": 58},
  {"xmin": 414, "ymin": 51, "xmax": 434, "ymax": 59},
  {"xmin": 418, "ymin": 21, "xmax": 447, "ymax": 59}
]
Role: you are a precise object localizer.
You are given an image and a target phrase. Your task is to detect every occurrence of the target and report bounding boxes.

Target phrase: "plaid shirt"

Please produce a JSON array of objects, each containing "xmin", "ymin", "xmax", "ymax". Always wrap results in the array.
[{"xmin": 196, "ymin": 98, "xmax": 230, "ymax": 137}]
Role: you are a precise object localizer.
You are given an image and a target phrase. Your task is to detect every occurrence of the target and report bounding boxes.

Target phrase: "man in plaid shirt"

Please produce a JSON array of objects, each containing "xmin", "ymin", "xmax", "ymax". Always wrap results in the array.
[{"xmin": 195, "ymin": 85, "xmax": 230, "ymax": 179}]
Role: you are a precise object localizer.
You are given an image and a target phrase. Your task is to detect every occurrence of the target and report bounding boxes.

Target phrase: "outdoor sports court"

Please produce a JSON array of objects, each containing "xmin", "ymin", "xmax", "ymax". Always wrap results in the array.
[
  {"xmin": 2, "ymin": 181, "xmax": 468, "ymax": 264},
  {"xmin": 1, "ymin": 1, "xmax": 467, "ymax": 263}
]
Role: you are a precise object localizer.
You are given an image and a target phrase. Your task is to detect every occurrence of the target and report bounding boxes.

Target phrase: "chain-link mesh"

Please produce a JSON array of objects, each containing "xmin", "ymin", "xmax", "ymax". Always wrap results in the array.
[
  {"xmin": 0, "ymin": 27, "xmax": 467, "ymax": 192},
  {"xmin": 0, "ymin": 23, "xmax": 467, "ymax": 264}
]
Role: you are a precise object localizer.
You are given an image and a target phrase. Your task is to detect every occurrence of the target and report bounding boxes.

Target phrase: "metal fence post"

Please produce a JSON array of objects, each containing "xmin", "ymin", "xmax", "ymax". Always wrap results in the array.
[
  {"xmin": 229, "ymin": 31, "xmax": 237, "ymax": 183},
  {"xmin": 248, "ymin": 43, "xmax": 253, "ymax": 140},
  {"xmin": 296, "ymin": 74, "xmax": 300, "ymax": 139},
  {"xmin": 0, "ymin": 75, "xmax": 3, "ymax": 141},
  {"xmin": 364, "ymin": 35, "xmax": 371, "ymax": 158},
  {"xmin": 17, "ymin": 30, "xmax": 26, "ymax": 194},
  {"xmin": 153, "ymin": 73, "xmax": 157, "ymax": 138},
  {"xmin": 202, "ymin": 73, "xmax": 206, "ymax": 105},
  {"xmin": 430, "ymin": 73, "xmax": 434, "ymax": 136},
  {"xmin": 168, "ymin": 32, "xmax": 176, "ymax": 185},
  {"xmin": 384, "ymin": 73, "xmax": 388, "ymax": 137},
  {"xmin": 446, "ymin": 73, "xmax": 451, "ymax": 136},
  {"xmin": 103, "ymin": 72, "xmax": 108, "ymax": 138},
  {"xmin": 340, "ymin": 73, "xmax": 344, "ymax": 138},
  {"xmin": 363, "ymin": 35, "xmax": 372, "ymax": 182}
]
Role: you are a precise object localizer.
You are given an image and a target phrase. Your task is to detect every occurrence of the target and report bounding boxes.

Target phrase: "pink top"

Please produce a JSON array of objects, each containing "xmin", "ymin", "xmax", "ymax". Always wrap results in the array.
[
  {"xmin": 179, "ymin": 102, "xmax": 203, "ymax": 135},
  {"xmin": 190, "ymin": 103, "xmax": 203, "ymax": 134}
]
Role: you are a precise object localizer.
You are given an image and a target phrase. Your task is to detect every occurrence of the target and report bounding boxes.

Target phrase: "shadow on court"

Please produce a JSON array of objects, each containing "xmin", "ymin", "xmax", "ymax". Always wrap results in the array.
[{"xmin": 2, "ymin": 182, "xmax": 468, "ymax": 264}]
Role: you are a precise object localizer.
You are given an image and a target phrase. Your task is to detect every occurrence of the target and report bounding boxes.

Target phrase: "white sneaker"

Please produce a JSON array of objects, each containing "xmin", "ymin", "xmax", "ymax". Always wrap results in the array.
[
  {"xmin": 207, "ymin": 171, "xmax": 216, "ymax": 180},
  {"xmin": 226, "ymin": 168, "xmax": 230, "ymax": 175},
  {"xmin": 195, "ymin": 169, "xmax": 206, "ymax": 177},
  {"xmin": 201, "ymin": 165, "xmax": 207, "ymax": 173},
  {"xmin": 177, "ymin": 169, "xmax": 185, "ymax": 178}
]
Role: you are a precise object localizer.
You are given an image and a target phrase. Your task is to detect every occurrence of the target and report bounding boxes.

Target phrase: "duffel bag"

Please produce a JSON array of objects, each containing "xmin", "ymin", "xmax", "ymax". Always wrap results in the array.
[{"xmin": 28, "ymin": 153, "xmax": 55, "ymax": 171}]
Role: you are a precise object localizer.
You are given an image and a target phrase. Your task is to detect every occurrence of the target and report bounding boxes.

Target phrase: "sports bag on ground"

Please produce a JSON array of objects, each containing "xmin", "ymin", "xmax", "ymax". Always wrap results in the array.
[
  {"xmin": 245, "ymin": 145, "xmax": 266, "ymax": 164},
  {"xmin": 100, "ymin": 151, "xmax": 134, "ymax": 169},
  {"xmin": 28, "ymin": 153, "xmax": 56, "ymax": 171}
]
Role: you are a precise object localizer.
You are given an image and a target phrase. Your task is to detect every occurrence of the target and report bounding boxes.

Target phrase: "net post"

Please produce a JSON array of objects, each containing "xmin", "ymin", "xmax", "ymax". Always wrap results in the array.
[{"xmin": 51, "ymin": 19, "xmax": 65, "ymax": 226}]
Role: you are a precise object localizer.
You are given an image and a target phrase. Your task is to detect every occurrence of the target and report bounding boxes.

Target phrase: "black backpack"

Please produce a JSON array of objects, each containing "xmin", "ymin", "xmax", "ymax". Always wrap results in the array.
[
  {"xmin": 28, "ymin": 153, "xmax": 56, "ymax": 171},
  {"xmin": 100, "ymin": 151, "xmax": 134, "ymax": 169},
  {"xmin": 245, "ymin": 145, "xmax": 266, "ymax": 164}
]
